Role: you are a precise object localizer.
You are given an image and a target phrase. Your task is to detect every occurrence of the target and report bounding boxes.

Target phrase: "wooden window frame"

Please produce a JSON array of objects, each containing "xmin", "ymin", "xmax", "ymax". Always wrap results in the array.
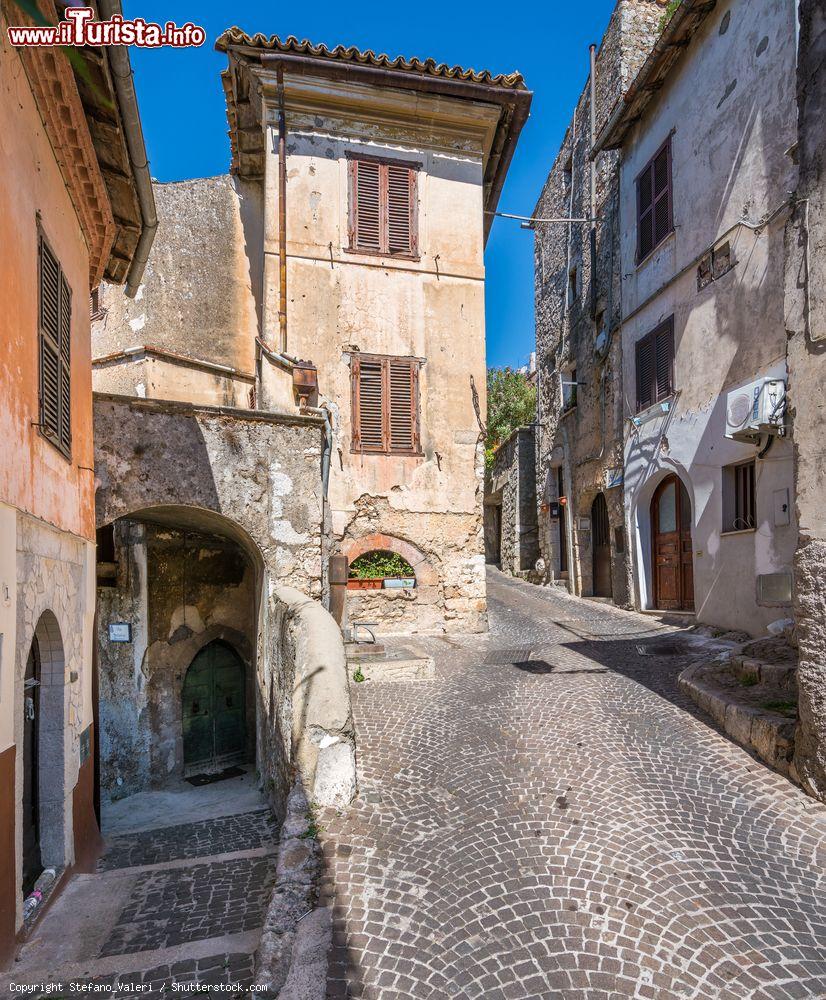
[
  {"xmin": 350, "ymin": 352, "xmax": 423, "ymax": 456},
  {"xmin": 345, "ymin": 152, "xmax": 421, "ymax": 261},
  {"xmin": 635, "ymin": 135, "xmax": 674, "ymax": 264},
  {"xmin": 37, "ymin": 231, "xmax": 72, "ymax": 459},
  {"xmin": 723, "ymin": 459, "xmax": 756, "ymax": 533},
  {"xmin": 635, "ymin": 316, "xmax": 675, "ymax": 412}
]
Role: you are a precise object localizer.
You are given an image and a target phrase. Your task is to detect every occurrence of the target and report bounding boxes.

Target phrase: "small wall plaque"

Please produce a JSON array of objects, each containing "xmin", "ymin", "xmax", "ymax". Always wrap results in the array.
[
  {"xmin": 108, "ymin": 622, "xmax": 132, "ymax": 643},
  {"xmin": 79, "ymin": 724, "xmax": 92, "ymax": 765},
  {"xmin": 549, "ymin": 501, "xmax": 561, "ymax": 519},
  {"xmin": 578, "ymin": 517, "xmax": 591, "ymax": 532}
]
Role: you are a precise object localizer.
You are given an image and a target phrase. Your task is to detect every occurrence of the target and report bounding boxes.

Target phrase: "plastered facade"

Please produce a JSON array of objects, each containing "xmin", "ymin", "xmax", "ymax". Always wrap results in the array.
[{"xmin": 618, "ymin": 0, "xmax": 798, "ymax": 635}]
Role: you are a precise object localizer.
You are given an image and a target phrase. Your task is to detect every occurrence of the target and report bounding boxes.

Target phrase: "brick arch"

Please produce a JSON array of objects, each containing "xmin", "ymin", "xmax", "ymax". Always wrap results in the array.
[{"xmin": 342, "ymin": 534, "xmax": 438, "ymax": 587}]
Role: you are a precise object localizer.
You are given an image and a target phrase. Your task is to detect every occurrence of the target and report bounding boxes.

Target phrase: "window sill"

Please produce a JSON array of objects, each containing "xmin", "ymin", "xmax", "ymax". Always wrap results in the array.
[
  {"xmin": 344, "ymin": 246, "xmax": 421, "ymax": 264},
  {"xmin": 635, "ymin": 229, "xmax": 675, "ymax": 269},
  {"xmin": 720, "ymin": 527, "xmax": 756, "ymax": 537},
  {"xmin": 633, "ymin": 394, "xmax": 675, "ymax": 422},
  {"xmin": 350, "ymin": 447, "xmax": 424, "ymax": 458}
]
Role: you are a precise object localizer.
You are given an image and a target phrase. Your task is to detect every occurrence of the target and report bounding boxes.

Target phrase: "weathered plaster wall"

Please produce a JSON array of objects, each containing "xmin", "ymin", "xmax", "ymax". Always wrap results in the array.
[
  {"xmin": 620, "ymin": 0, "xmax": 797, "ymax": 635},
  {"xmin": 93, "ymin": 176, "xmax": 260, "ymax": 408},
  {"xmin": 533, "ymin": 0, "xmax": 665, "ymax": 605},
  {"xmin": 258, "ymin": 99, "xmax": 491, "ymax": 633},
  {"xmin": 97, "ymin": 523, "xmax": 257, "ymax": 798},
  {"xmin": 786, "ymin": 0, "xmax": 826, "ymax": 799}
]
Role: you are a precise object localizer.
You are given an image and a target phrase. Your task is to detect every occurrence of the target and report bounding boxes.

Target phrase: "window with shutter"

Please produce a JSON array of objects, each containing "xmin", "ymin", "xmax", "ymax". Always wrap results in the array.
[
  {"xmin": 636, "ymin": 136, "xmax": 673, "ymax": 263},
  {"xmin": 348, "ymin": 155, "xmax": 418, "ymax": 257},
  {"xmin": 351, "ymin": 353, "xmax": 422, "ymax": 455},
  {"xmin": 38, "ymin": 234, "xmax": 71, "ymax": 458},
  {"xmin": 635, "ymin": 316, "xmax": 674, "ymax": 412}
]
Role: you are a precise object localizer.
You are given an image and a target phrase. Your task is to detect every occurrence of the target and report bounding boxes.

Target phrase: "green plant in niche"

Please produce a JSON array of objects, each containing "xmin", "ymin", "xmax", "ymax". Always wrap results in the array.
[{"xmin": 348, "ymin": 550, "xmax": 415, "ymax": 580}]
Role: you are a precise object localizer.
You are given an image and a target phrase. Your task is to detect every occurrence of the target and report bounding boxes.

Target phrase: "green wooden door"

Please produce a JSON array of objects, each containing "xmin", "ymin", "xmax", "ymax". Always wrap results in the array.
[{"xmin": 182, "ymin": 642, "xmax": 246, "ymax": 773}]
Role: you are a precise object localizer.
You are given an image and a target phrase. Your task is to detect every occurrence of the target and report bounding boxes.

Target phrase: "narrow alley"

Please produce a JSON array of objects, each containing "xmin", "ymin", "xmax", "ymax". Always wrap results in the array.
[{"xmin": 319, "ymin": 569, "xmax": 826, "ymax": 999}]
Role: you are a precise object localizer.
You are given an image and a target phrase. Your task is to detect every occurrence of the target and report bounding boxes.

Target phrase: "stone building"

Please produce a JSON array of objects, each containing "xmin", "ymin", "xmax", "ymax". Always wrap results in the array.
[
  {"xmin": 96, "ymin": 36, "xmax": 530, "ymax": 637},
  {"xmin": 532, "ymin": 0, "xmax": 666, "ymax": 605},
  {"xmin": 785, "ymin": 0, "xmax": 826, "ymax": 799},
  {"xmin": 596, "ymin": 0, "xmax": 798, "ymax": 634},
  {"xmin": 0, "ymin": 0, "xmax": 153, "ymax": 964},
  {"xmin": 485, "ymin": 427, "xmax": 539, "ymax": 575}
]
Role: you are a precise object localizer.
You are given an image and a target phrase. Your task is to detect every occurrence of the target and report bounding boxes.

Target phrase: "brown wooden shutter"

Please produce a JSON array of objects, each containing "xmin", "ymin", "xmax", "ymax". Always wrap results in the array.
[
  {"xmin": 59, "ymin": 273, "xmax": 72, "ymax": 452},
  {"xmin": 636, "ymin": 137, "xmax": 672, "ymax": 261},
  {"xmin": 636, "ymin": 335, "xmax": 655, "ymax": 411},
  {"xmin": 389, "ymin": 360, "xmax": 417, "ymax": 451},
  {"xmin": 357, "ymin": 358, "xmax": 385, "ymax": 451},
  {"xmin": 654, "ymin": 319, "xmax": 674, "ymax": 402},
  {"xmin": 387, "ymin": 164, "xmax": 414, "ymax": 255},
  {"xmin": 39, "ymin": 235, "xmax": 64, "ymax": 449},
  {"xmin": 352, "ymin": 160, "xmax": 382, "ymax": 253}
]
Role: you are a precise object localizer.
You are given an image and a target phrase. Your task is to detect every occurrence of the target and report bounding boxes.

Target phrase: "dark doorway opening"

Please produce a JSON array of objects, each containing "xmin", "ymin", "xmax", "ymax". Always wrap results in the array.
[
  {"xmin": 651, "ymin": 474, "xmax": 695, "ymax": 611},
  {"xmin": 182, "ymin": 641, "xmax": 248, "ymax": 776},
  {"xmin": 22, "ymin": 640, "xmax": 41, "ymax": 896},
  {"xmin": 557, "ymin": 468, "xmax": 568, "ymax": 575},
  {"xmin": 591, "ymin": 492, "xmax": 613, "ymax": 598}
]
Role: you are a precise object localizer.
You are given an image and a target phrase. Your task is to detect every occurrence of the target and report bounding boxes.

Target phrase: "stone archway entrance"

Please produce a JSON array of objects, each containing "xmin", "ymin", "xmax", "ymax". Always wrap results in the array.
[
  {"xmin": 591, "ymin": 492, "xmax": 612, "ymax": 599},
  {"xmin": 651, "ymin": 474, "xmax": 695, "ymax": 611},
  {"xmin": 182, "ymin": 641, "xmax": 247, "ymax": 776}
]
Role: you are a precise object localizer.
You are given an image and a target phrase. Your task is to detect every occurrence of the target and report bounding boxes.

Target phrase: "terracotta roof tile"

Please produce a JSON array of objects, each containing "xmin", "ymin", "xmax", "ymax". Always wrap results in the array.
[{"xmin": 214, "ymin": 30, "xmax": 527, "ymax": 91}]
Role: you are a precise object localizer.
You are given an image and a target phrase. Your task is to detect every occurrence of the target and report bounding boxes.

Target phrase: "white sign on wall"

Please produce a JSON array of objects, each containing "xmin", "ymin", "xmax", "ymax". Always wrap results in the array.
[{"xmin": 108, "ymin": 622, "xmax": 132, "ymax": 643}]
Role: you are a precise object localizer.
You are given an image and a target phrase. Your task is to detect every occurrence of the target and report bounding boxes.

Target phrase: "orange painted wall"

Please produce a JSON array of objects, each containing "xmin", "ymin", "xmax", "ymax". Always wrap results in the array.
[{"xmin": 0, "ymin": 28, "xmax": 95, "ymax": 542}]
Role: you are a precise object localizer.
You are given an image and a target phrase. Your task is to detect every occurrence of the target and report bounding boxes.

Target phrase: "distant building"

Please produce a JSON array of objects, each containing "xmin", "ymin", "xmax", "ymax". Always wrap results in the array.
[{"xmin": 0, "ymin": 5, "xmax": 153, "ymax": 963}]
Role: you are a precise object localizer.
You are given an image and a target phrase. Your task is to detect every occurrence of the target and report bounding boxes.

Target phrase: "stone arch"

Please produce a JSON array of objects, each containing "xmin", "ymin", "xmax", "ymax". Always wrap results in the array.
[
  {"xmin": 25, "ymin": 610, "xmax": 68, "ymax": 878},
  {"xmin": 342, "ymin": 533, "xmax": 438, "ymax": 587}
]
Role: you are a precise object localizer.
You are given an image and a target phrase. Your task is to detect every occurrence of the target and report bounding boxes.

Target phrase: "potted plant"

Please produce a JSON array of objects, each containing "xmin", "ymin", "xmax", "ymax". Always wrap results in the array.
[{"xmin": 347, "ymin": 550, "xmax": 417, "ymax": 591}]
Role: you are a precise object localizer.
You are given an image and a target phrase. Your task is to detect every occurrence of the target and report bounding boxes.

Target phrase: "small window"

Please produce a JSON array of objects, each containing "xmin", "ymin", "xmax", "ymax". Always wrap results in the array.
[
  {"xmin": 697, "ymin": 241, "xmax": 735, "ymax": 290},
  {"xmin": 562, "ymin": 368, "xmax": 578, "ymax": 411},
  {"xmin": 348, "ymin": 156, "xmax": 418, "ymax": 257},
  {"xmin": 90, "ymin": 287, "xmax": 103, "ymax": 320},
  {"xmin": 38, "ymin": 233, "xmax": 72, "ymax": 457},
  {"xmin": 636, "ymin": 136, "xmax": 673, "ymax": 262},
  {"xmin": 568, "ymin": 266, "xmax": 578, "ymax": 306},
  {"xmin": 723, "ymin": 460, "xmax": 756, "ymax": 532},
  {"xmin": 351, "ymin": 353, "xmax": 422, "ymax": 455},
  {"xmin": 635, "ymin": 316, "xmax": 674, "ymax": 411},
  {"xmin": 562, "ymin": 153, "xmax": 573, "ymax": 191}
]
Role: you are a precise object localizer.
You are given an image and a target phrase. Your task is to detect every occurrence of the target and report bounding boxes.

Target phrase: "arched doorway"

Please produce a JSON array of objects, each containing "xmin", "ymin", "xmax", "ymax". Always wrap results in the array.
[
  {"xmin": 182, "ymin": 641, "xmax": 247, "ymax": 776},
  {"xmin": 591, "ymin": 493, "xmax": 612, "ymax": 598},
  {"xmin": 22, "ymin": 611, "xmax": 67, "ymax": 894},
  {"xmin": 651, "ymin": 475, "xmax": 695, "ymax": 611}
]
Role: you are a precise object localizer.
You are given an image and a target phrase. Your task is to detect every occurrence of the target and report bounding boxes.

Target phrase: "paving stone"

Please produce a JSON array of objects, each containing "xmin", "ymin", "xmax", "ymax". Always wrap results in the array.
[{"xmin": 319, "ymin": 569, "xmax": 826, "ymax": 999}]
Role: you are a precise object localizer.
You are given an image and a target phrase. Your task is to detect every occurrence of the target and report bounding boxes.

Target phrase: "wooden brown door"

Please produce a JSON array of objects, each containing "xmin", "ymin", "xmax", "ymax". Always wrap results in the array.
[
  {"xmin": 591, "ymin": 493, "xmax": 613, "ymax": 598},
  {"xmin": 651, "ymin": 475, "xmax": 694, "ymax": 611}
]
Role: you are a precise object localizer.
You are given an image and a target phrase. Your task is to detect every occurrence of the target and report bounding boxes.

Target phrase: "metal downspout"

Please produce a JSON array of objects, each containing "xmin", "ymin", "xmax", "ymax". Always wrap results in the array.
[
  {"xmin": 97, "ymin": 0, "xmax": 157, "ymax": 297},
  {"xmin": 277, "ymin": 66, "xmax": 288, "ymax": 353}
]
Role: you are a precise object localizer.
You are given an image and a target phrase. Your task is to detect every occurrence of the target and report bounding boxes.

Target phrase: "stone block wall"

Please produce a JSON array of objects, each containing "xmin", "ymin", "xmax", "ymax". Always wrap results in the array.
[
  {"xmin": 533, "ymin": 0, "xmax": 665, "ymax": 602},
  {"xmin": 487, "ymin": 427, "xmax": 539, "ymax": 577}
]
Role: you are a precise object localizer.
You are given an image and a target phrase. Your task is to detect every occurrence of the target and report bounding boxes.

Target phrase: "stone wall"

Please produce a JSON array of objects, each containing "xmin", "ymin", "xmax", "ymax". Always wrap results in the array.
[
  {"xmin": 787, "ymin": 0, "xmax": 826, "ymax": 799},
  {"xmin": 533, "ymin": 0, "xmax": 665, "ymax": 604},
  {"xmin": 486, "ymin": 427, "xmax": 539, "ymax": 576}
]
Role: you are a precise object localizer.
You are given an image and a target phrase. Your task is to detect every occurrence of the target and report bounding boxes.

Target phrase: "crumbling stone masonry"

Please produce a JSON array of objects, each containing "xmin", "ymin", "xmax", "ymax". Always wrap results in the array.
[
  {"xmin": 485, "ymin": 426, "xmax": 539, "ymax": 576},
  {"xmin": 533, "ymin": 0, "xmax": 666, "ymax": 603},
  {"xmin": 786, "ymin": 0, "xmax": 826, "ymax": 800}
]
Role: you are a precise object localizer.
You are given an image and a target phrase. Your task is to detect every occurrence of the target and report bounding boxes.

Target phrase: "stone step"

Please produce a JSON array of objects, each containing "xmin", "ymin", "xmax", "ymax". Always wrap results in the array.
[
  {"xmin": 729, "ymin": 654, "xmax": 797, "ymax": 688},
  {"xmin": 679, "ymin": 661, "xmax": 796, "ymax": 777},
  {"xmin": 347, "ymin": 648, "xmax": 435, "ymax": 681}
]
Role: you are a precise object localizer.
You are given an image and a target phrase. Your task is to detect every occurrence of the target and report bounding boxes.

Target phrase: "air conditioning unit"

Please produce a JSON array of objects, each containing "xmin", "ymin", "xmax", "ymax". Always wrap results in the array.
[{"xmin": 725, "ymin": 377, "xmax": 786, "ymax": 441}]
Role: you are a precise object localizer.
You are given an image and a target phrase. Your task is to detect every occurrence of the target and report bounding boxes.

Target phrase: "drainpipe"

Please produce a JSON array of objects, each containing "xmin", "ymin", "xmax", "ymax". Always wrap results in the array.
[
  {"xmin": 300, "ymin": 405, "xmax": 333, "ymax": 498},
  {"xmin": 277, "ymin": 66, "xmax": 288, "ymax": 353},
  {"xmin": 98, "ymin": 0, "xmax": 157, "ymax": 297}
]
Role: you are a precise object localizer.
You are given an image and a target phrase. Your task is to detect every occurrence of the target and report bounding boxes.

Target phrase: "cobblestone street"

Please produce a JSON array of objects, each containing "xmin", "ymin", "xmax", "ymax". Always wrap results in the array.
[{"xmin": 320, "ymin": 569, "xmax": 826, "ymax": 999}]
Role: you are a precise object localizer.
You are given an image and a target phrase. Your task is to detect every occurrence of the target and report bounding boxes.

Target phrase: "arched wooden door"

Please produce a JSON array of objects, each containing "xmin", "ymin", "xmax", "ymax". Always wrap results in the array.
[
  {"xmin": 651, "ymin": 475, "xmax": 695, "ymax": 611},
  {"xmin": 591, "ymin": 493, "xmax": 612, "ymax": 598},
  {"xmin": 182, "ymin": 641, "xmax": 247, "ymax": 775}
]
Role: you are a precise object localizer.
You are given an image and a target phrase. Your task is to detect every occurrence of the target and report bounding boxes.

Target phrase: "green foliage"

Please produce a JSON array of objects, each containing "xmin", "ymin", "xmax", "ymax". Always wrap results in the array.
[
  {"xmin": 352, "ymin": 667, "xmax": 366, "ymax": 683},
  {"xmin": 348, "ymin": 550, "xmax": 415, "ymax": 580},
  {"xmin": 658, "ymin": 0, "xmax": 682, "ymax": 32},
  {"xmin": 762, "ymin": 700, "xmax": 797, "ymax": 717},
  {"xmin": 485, "ymin": 366, "xmax": 536, "ymax": 470}
]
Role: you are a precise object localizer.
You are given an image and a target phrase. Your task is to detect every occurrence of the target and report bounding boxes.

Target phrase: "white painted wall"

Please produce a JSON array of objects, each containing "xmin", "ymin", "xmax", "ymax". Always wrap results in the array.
[{"xmin": 619, "ymin": 0, "xmax": 799, "ymax": 634}]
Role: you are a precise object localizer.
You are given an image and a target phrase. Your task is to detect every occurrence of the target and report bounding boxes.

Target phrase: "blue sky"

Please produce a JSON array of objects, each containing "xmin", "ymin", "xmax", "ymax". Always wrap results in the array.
[{"xmin": 124, "ymin": 1, "xmax": 615, "ymax": 369}]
